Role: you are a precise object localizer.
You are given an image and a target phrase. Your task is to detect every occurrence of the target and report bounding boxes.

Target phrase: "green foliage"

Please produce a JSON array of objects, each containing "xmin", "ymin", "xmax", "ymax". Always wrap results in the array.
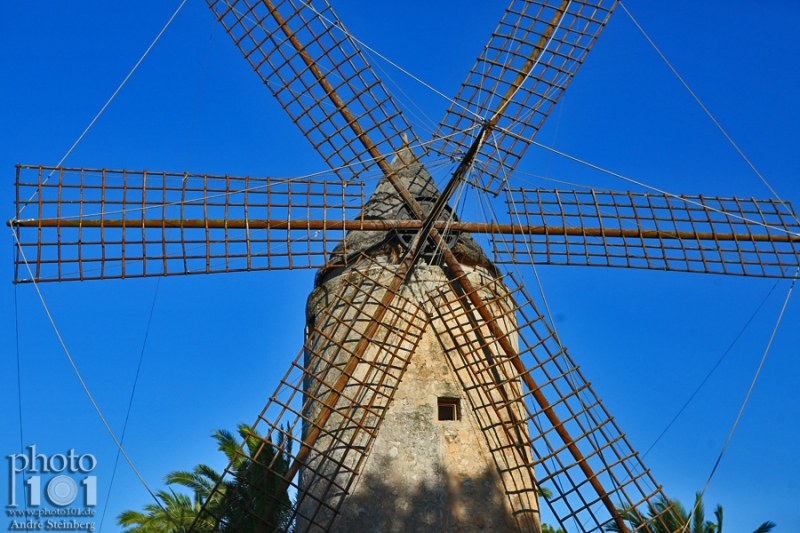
[
  {"xmin": 118, "ymin": 490, "xmax": 202, "ymax": 533},
  {"xmin": 211, "ymin": 424, "xmax": 294, "ymax": 533},
  {"xmin": 603, "ymin": 492, "xmax": 776, "ymax": 533},
  {"xmin": 542, "ymin": 523, "xmax": 565, "ymax": 533},
  {"xmin": 117, "ymin": 424, "xmax": 293, "ymax": 533}
]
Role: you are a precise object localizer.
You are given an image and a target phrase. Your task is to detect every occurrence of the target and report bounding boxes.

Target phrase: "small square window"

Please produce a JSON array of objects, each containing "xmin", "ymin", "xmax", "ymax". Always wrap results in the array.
[{"xmin": 437, "ymin": 397, "xmax": 460, "ymax": 421}]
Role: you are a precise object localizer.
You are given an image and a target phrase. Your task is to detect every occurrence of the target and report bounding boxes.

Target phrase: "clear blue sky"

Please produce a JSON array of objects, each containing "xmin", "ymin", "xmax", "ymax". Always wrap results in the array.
[{"xmin": 2, "ymin": 1, "xmax": 799, "ymax": 531}]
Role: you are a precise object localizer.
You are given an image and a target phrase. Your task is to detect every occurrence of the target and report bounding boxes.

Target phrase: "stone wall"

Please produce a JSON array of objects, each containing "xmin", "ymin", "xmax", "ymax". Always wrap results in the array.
[{"xmin": 297, "ymin": 263, "xmax": 541, "ymax": 533}]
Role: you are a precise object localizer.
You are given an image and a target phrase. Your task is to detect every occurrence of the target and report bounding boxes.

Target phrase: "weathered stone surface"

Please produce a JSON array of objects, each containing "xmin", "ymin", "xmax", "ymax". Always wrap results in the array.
[
  {"xmin": 299, "ymin": 150, "xmax": 540, "ymax": 532},
  {"xmin": 300, "ymin": 264, "xmax": 541, "ymax": 532}
]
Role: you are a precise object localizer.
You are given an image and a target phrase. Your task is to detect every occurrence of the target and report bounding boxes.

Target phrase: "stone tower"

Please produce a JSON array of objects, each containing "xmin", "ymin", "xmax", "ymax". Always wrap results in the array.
[{"xmin": 298, "ymin": 148, "xmax": 541, "ymax": 533}]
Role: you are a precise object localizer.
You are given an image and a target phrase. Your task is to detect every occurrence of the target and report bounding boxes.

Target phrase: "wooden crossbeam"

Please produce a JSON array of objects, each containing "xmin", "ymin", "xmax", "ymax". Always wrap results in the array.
[{"xmin": 11, "ymin": 218, "xmax": 799, "ymax": 243}]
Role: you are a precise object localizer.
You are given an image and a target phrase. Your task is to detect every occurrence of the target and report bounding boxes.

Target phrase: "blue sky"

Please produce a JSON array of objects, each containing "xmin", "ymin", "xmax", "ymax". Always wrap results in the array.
[{"xmin": 2, "ymin": 1, "xmax": 799, "ymax": 531}]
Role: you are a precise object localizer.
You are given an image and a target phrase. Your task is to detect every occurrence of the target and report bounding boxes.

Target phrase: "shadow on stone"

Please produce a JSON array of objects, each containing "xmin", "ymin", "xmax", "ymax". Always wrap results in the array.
[{"xmin": 327, "ymin": 461, "xmax": 541, "ymax": 533}]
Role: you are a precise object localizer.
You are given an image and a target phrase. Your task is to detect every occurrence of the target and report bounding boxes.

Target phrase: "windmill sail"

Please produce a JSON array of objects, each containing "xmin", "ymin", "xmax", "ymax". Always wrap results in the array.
[
  {"xmin": 430, "ymin": 0, "xmax": 617, "ymax": 194},
  {"xmin": 495, "ymin": 188, "xmax": 800, "ymax": 278},
  {"xmin": 10, "ymin": 165, "xmax": 364, "ymax": 282},
  {"xmin": 208, "ymin": 0, "xmax": 421, "ymax": 179}
]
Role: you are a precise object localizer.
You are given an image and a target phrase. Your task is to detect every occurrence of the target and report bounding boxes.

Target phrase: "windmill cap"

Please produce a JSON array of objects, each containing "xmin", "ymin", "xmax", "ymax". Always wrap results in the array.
[{"xmin": 316, "ymin": 151, "xmax": 496, "ymax": 286}]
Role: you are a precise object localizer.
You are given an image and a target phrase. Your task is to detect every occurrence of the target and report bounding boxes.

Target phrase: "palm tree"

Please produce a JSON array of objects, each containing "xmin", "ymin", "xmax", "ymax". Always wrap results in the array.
[
  {"xmin": 163, "ymin": 463, "xmax": 222, "ymax": 510},
  {"xmin": 210, "ymin": 424, "xmax": 294, "ymax": 533},
  {"xmin": 603, "ymin": 492, "xmax": 776, "ymax": 533},
  {"xmin": 538, "ymin": 486, "xmax": 565, "ymax": 533},
  {"xmin": 118, "ymin": 424, "xmax": 293, "ymax": 533},
  {"xmin": 118, "ymin": 489, "xmax": 206, "ymax": 533}
]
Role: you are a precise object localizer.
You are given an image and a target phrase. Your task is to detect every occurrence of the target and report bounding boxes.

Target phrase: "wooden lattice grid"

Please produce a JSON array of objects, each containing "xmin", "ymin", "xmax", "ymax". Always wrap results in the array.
[
  {"xmin": 430, "ymin": 0, "xmax": 616, "ymax": 194},
  {"xmin": 192, "ymin": 257, "xmax": 426, "ymax": 533},
  {"xmin": 494, "ymin": 188, "xmax": 800, "ymax": 278},
  {"xmin": 208, "ymin": 0, "xmax": 420, "ymax": 181},
  {"xmin": 11, "ymin": 165, "xmax": 365, "ymax": 282},
  {"xmin": 427, "ymin": 271, "xmax": 674, "ymax": 532}
]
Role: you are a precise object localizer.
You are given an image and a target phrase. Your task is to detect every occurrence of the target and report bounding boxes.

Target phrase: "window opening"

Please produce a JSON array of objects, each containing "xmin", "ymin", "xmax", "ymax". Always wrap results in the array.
[{"xmin": 437, "ymin": 397, "xmax": 460, "ymax": 421}]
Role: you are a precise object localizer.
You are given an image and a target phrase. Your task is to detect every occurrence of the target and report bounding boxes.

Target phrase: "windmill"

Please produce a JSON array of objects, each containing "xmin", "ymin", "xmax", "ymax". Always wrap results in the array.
[{"xmin": 8, "ymin": 0, "xmax": 800, "ymax": 532}]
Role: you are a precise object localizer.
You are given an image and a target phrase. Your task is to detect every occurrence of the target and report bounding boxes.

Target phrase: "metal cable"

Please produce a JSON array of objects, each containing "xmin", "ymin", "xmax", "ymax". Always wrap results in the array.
[
  {"xmin": 9, "ymin": 228, "xmax": 182, "ymax": 533},
  {"xmin": 681, "ymin": 269, "xmax": 797, "ymax": 532},
  {"xmin": 526, "ymin": 139, "xmax": 800, "ymax": 239},
  {"xmin": 468, "ymin": 180, "xmax": 574, "ymax": 528},
  {"xmin": 97, "ymin": 279, "xmax": 161, "ymax": 533},
  {"xmin": 641, "ymin": 280, "xmax": 781, "ymax": 460},
  {"xmin": 487, "ymin": 2, "xmax": 573, "ymax": 126},
  {"xmin": 12, "ymin": 140, "xmax": 463, "ymax": 224},
  {"xmin": 17, "ymin": 0, "xmax": 189, "ymax": 218},
  {"xmin": 619, "ymin": 1, "xmax": 799, "ymax": 228},
  {"xmin": 481, "ymin": 183, "xmax": 630, "ymax": 527},
  {"xmin": 297, "ymin": 0, "xmax": 480, "ymax": 122}
]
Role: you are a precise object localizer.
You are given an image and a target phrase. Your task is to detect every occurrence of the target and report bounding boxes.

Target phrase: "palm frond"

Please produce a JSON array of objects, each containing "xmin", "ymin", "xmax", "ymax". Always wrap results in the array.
[
  {"xmin": 753, "ymin": 521, "xmax": 777, "ymax": 533},
  {"xmin": 117, "ymin": 423, "xmax": 297, "ymax": 533}
]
